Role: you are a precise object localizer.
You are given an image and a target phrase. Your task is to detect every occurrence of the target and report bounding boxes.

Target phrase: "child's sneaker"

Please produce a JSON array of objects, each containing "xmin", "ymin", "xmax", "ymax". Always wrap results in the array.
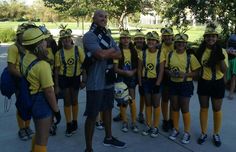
[
  {"xmin": 197, "ymin": 133, "xmax": 207, "ymax": 145},
  {"xmin": 25, "ymin": 127, "xmax": 34, "ymax": 139},
  {"xmin": 71, "ymin": 120, "xmax": 78, "ymax": 134},
  {"xmin": 142, "ymin": 126, "xmax": 152, "ymax": 136},
  {"xmin": 169, "ymin": 129, "xmax": 179, "ymax": 140},
  {"xmin": 130, "ymin": 123, "xmax": 139, "ymax": 133},
  {"xmin": 181, "ymin": 132, "xmax": 191, "ymax": 144},
  {"xmin": 103, "ymin": 136, "xmax": 126, "ymax": 148},
  {"xmin": 96, "ymin": 121, "xmax": 104, "ymax": 130},
  {"xmin": 213, "ymin": 134, "xmax": 222, "ymax": 147},
  {"xmin": 137, "ymin": 113, "xmax": 144, "ymax": 124},
  {"xmin": 18, "ymin": 128, "xmax": 28, "ymax": 141},
  {"xmin": 121, "ymin": 122, "xmax": 128, "ymax": 133},
  {"xmin": 162, "ymin": 120, "xmax": 169, "ymax": 132},
  {"xmin": 150, "ymin": 127, "xmax": 159, "ymax": 138},
  {"xmin": 65, "ymin": 122, "xmax": 73, "ymax": 137}
]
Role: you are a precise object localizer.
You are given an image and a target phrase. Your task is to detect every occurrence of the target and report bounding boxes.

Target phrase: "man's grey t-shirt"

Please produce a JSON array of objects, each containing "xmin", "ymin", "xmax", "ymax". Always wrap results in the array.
[{"xmin": 83, "ymin": 31, "xmax": 120, "ymax": 91}]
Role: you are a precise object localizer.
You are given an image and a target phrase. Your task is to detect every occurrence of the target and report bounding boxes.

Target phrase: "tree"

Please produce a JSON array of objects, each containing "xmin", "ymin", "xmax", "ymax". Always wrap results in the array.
[
  {"xmin": 43, "ymin": 0, "xmax": 90, "ymax": 27},
  {"xmin": 160, "ymin": 0, "xmax": 236, "ymax": 37},
  {"xmin": 91, "ymin": 0, "xmax": 153, "ymax": 30}
]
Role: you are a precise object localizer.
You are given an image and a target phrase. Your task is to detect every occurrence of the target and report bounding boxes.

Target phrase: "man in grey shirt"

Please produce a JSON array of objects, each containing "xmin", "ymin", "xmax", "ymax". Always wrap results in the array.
[{"xmin": 83, "ymin": 10, "xmax": 126, "ymax": 152}]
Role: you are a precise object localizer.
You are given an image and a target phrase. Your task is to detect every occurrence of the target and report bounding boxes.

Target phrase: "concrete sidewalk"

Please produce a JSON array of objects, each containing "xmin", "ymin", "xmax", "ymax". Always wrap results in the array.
[{"xmin": 0, "ymin": 86, "xmax": 236, "ymax": 152}]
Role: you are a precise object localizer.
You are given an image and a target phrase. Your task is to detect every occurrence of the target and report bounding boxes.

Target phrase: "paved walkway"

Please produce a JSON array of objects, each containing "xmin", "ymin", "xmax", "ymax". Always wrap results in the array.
[{"xmin": 0, "ymin": 45, "xmax": 236, "ymax": 152}]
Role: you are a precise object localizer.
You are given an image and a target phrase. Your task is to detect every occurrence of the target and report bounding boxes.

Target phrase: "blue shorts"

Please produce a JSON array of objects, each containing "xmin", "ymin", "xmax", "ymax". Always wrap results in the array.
[
  {"xmin": 84, "ymin": 88, "xmax": 114, "ymax": 118},
  {"xmin": 58, "ymin": 75, "xmax": 81, "ymax": 90},
  {"xmin": 142, "ymin": 78, "xmax": 162, "ymax": 94},
  {"xmin": 117, "ymin": 76, "xmax": 137, "ymax": 89},
  {"xmin": 197, "ymin": 78, "xmax": 225, "ymax": 98},
  {"xmin": 169, "ymin": 81, "xmax": 194, "ymax": 97},
  {"xmin": 31, "ymin": 93, "xmax": 53, "ymax": 119}
]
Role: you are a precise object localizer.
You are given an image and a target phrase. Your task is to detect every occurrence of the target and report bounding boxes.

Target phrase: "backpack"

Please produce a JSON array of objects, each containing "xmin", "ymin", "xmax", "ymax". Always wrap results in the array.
[
  {"xmin": 0, "ymin": 68, "xmax": 17, "ymax": 99},
  {"xmin": 15, "ymin": 58, "xmax": 40, "ymax": 121}
]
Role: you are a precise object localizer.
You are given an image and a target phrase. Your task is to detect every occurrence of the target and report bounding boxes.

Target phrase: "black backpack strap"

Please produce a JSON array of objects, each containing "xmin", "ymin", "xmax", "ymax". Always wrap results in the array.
[
  {"xmin": 142, "ymin": 49, "xmax": 147, "ymax": 78},
  {"xmin": 168, "ymin": 51, "xmax": 173, "ymax": 69},
  {"xmin": 156, "ymin": 49, "xmax": 161, "ymax": 78},
  {"xmin": 60, "ymin": 48, "xmax": 67, "ymax": 76},
  {"xmin": 184, "ymin": 53, "xmax": 191, "ymax": 81},
  {"xmin": 73, "ymin": 46, "xmax": 79, "ymax": 77}
]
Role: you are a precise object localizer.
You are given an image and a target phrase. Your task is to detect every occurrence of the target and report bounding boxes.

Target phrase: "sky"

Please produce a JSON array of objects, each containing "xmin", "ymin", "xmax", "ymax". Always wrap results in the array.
[{"xmin": 22, "ymin": 0, "xmax": 34, "ymax": 6}]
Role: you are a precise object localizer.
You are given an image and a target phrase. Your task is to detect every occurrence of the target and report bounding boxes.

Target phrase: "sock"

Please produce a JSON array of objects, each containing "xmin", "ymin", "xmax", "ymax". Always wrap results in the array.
[
  {"xmin": 153, "ymin": 106, "xmax": 161, "ymax": 128},
  {"xmin": 213, "ymin": 110, "xmax": 222, "ymax": 134},
  {"xmin": 120, "ymin": 106, "xmax": 127, "ymax": 122},
  {"xmin": 200, "ymin": 108, "xmax": 208, "ymax": 134},
  {"xmin": 130, "ymin": 99, "xmax": 137, "ymax": 123},
  {"xmin": 140, "ymin": 96, "xmax": 145, "ymax": 114},
  {"xmin": 145, "ymin": 106, "xmax": 152, "ymax": 127},
  {"xmin": 183, "ymin": 112, "xmax": 191, "ymax": 133},
  {"xmin": 16, "ymin": 112, "xmax": 25, "ymax": 129},
  {"xmin": 64, "ymin": 106, "xmax": 72, "ymax": 123},
  {"xmin": 72, "ymin": 104, "xmax": 78, "ymax": 121},
  {"xmin": 161, "ymin": 101, "xmax": 169, "ymax": 121},
  {"xmin": 33, "ymin": 144, "xmax": 47, "ymax": 152},
  {"xmin": 31, "ymin": 135, "xmax": 35, "ymax": 151},
  {"xmin": 25, "ymin": 120, "xmax": 31, "ymax": 128},
  {"xmin": 172, "ymin": 111, "xmax": 179, "ymax": 131}
]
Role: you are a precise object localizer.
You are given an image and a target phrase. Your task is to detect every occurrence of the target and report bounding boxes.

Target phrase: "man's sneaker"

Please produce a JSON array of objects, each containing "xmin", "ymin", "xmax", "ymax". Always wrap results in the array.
[
  {"xmin": 130, "ymin": 123, "xmax": 139, "ymax": 133},
  {"xmin": 25, "ymin": 127, "xmax": 34, "ymax": 139},
  {"xmin": 169, "ymin": 129, "xmax": 179, "ymax": 140},
  {"xmin": 18, "ymin": 128, "xmax": 28, "ymax": 141},
  {"xmin": 65, "ymin": 122, "xmax": 73, "ymax": 137},
  {"xmin": 181, "ymin": 132, "xmax": 191, "ymax": 144},
  {"xmin": 137, "ymin": 113, "xmax": 144, "ymax": 124},
  {"xmin": 49, "ymin": 123, "xmax": 57, "ymax": 136},
  {"xmin": 150, "ymin": 127, "xmax": 159, "ymax": 138},
  {"xmin": 197, "ymin": 133, "xmax": 207, "ymax": 145},
  {"xmin": 103, "ymin": 136, "xmax": 126, "ymax": 148},
  {"xmin": 96, "ymin": 121, "xmax": 104, "ymax": 130},
  {"xmin": 162, "ymin": 120, "xmax": 169, "ymax": 132},
  {"xmin": 71, "ymin": 120, "xmax": 78, "ymax": 134},
  {"xmin": 142, "ymin": 126, "xmax": 152, "ymax": 136},
  {"xmin": 121, "ymin": 122, "xmax": 128, "ymax": 133},
  {"xmin": 113, "ymin": 113, "xmax": 122, "ymax": 122},
  {"xmin": 213, "ymin": 134, "xmax": 222, "ymax": 147}
]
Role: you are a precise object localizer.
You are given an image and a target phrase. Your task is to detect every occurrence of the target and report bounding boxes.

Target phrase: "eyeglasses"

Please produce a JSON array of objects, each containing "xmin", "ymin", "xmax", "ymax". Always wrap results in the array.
[
  {"xmin": 60, "ymin": 29, "xmax": 72, "ymax": 37},
  {"xmin": 175, "ymin": 34, "xmax": 188, "ymax": 41}
]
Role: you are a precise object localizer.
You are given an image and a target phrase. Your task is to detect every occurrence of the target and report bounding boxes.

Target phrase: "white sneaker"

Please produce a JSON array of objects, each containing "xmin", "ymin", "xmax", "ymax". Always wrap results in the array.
[
  {"xmin": 181, "ymin": 132, "xmax": 191, "ymax": 144},
  {"xmin": 169, "ymin": 129, "xmax": 179, "ymax": 140}
]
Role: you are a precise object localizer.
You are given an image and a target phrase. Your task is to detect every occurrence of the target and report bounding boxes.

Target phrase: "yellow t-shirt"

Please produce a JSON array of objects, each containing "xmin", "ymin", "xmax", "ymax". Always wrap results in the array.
[
  {"xmin": 7, "ymin": 44, "xmax": 22, "ymax": 72},
  {"xmin": 161, "ymin": 43, "xmax": 174, "ymax": 61},
  {"xmin": 139, "ymin": 49, "xmax": 165, "ymax": 78},
  {"xmin": 201, "ymin": 48, "xmax": 228, "ymax": 80},
  {"xmin": 114, "ymin": 49, "xmax": 132, "ymax": 69},
  {"xmin": 47, "ymin": 47, "xmax": 55, "ymax": 70},
  {"xmin": 22, "ymin": 53, "xmax": 54, "ymax": 94},
  {"xmin": 165, "ymin": 51, "xmax": 201, "ymax": 82},
  {"xmin": 55, "ymin": 46, "xmax": 85, "ymax": 77},
  {"xmin": 136, "ymin": 47, "xmax": 143, "ymax": 60}
]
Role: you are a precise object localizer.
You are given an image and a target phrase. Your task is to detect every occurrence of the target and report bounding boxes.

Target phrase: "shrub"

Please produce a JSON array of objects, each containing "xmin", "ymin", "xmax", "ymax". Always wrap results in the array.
[{"xmin": 0, "ymin": 28, "xmax": 16, "ymax": 43}]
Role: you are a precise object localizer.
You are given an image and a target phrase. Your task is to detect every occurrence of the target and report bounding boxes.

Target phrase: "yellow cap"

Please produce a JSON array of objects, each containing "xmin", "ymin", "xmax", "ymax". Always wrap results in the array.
[
  {"xmin": 134, "ymin": 29, "xmax": 145, "ymax": 38},
  {"xmin": 22, "ymin": 27, "xmax": 49, "ymax": 45},
  {"xmin": 204, "ymin": 23, "xmax": 218, "ymax": 36},
  {"xmin": 120, "ymin": 30, "xmax": 131, "ymax": 38},
  {"xmin": 161, "ymin": 27, "xmax": 173, "ymax": 36},
  {"xmin": 146, "ymin": 31, "xmax": 160, "ymax": 41},
  {"xmin": 59, "ymin": 29, "xmax": 72, "ymax": 38},
  {"xmin": 174, "ymin": 33, "xmax": 188, "ymax": 42}
]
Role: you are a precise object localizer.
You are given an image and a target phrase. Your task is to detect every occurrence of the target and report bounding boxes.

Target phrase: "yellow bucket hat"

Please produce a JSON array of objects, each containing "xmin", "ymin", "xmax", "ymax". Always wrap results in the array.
[
  {"xmin": 161, "ymin": 27, "xmax": 174, "ymax": 36},
  {"xmin": 174, "ymin": 33, "xmax": 188, "ymax": 42},
  {"xmin": 59, "ymin": 29, "xmax": 72, "ymax": 38},
  {"xmin": 134, "ymin": 29, "xmax": 145, "ymax": 38},
  {"xmin": 146, "ymin": 31, "xmax": 160, "ymax": 41},
  {"xmin": 120, "ymin": 30, "xmax": 131, "ymax": 38}
]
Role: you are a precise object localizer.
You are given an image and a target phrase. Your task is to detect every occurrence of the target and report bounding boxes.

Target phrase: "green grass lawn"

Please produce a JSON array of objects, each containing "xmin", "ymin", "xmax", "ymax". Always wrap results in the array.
[{"xmin": 0, "ymin": 21, "xmax": 206, "ymax": 43}]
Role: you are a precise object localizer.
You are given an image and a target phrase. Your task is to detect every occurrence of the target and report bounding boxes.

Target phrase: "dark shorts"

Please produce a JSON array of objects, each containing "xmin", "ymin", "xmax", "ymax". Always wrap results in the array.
[
  {"xmin": 84, "ymin": 88, "xmax": 114, "ymax": 118},
  {"xmin": 58, "ymin": 75, "xmax": 80, "ymax": 90},
  {"xmin": 142, "ymin": 78, "xmax": 162, "ymax": 94},
  {"xmin": 169, "ymin": 81, "xmax": 194, "ymax": 97},
  {"xmin": 31, "ymin": 93, "xmax": 53, "ymax": 119},
  {"xmin": 197, "ymin": 78, "xmax": 225, "ymax": 98}
]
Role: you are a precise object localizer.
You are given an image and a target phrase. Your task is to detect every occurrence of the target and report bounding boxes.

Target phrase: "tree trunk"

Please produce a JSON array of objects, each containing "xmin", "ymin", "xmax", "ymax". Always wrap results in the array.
[
  {"xmin": 119, "ymin": 12, "xmax": 126, "ymax": 30},
  {"xmin": 76, "ymin": 17, "xmax": 79, "ymax": 28}
]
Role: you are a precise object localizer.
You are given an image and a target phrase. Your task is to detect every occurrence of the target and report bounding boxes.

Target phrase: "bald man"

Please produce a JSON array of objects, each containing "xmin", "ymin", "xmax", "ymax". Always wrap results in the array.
[{"xmin": 83, "ymin": 10, "xmax": 126, "ymax": 152}]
